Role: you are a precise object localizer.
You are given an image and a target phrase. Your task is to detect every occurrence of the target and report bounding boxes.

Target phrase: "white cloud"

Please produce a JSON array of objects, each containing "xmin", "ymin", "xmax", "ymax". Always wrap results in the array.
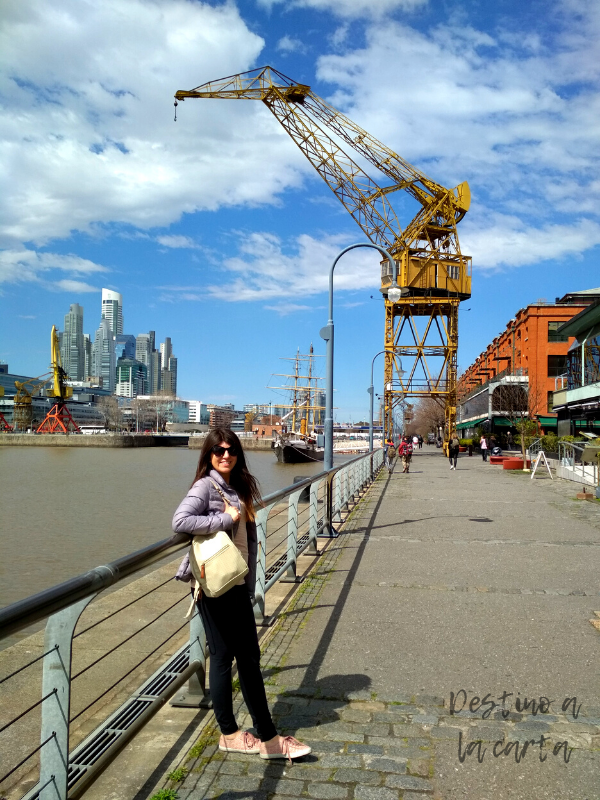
[
  {"xmin": 264, "ymin": 302, "xmax": 314, "ymax": 315},
  {"xmin": 276, "ymin": 35, "xmax": 306, "ymax": 54},
  {"xmin": 161, "ymin": 231, "xmax": 387, "ymax": 304},
  {"xmin": 0, "ymin": 0, "xmax": 311, "ymax": 249},
  {"xmin": 314, "ymin": 5, "xmax": 600, "ymax": 266},
  {"xmin": 156, "ymin": 235, "xmax": 200, "ymax": 249},
  {"xmin": 0, "ymin": 249, "xmax": 108, "ymax": 286},
  {"xmin": 259, "ymin": 0, "xmax": 427, "ymax": 19},
  {"xmin": 51, "ymin": 279, "xmax": 100, "ymax": 293},
  {"xmin": 463, "ymin": 216, "xmax": 600, "ymax": 271}
]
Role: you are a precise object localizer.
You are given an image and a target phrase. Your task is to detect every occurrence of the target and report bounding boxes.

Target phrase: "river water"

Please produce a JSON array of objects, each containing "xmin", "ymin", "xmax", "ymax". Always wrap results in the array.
[{"xmin": 0, "ymin": 446, "xmax": 346, "ymax": 612}]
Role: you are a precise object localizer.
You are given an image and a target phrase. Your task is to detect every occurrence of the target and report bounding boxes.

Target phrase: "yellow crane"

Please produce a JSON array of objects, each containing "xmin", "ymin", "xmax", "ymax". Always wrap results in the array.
[
  {"xmin": 13, "ymin": 377, "xmax": 51, "ymax": 430},
  {"xmin": 36, "ymin": 326, "xmax": 81, "ymax": 433},
  {"xmin": 175, "ymin": 67, "xmax": 471, "ymax": 441}
]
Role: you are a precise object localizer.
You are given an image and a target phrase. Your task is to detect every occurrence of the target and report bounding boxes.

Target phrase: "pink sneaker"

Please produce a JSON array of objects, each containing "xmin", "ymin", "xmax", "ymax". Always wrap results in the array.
[
  {"xmin": 219, "ymin": 730, "xmax": 261, "ymax": 754},
  {"xmin": 260, "ymin": 735, "xmax": 312, "ymax": 762}
]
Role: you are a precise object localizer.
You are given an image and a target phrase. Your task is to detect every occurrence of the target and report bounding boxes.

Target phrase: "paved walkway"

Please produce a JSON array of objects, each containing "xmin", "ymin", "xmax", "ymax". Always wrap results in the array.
[{"xmin": 147, "ymin": 450, "xmax": 600, "ymax": 800}]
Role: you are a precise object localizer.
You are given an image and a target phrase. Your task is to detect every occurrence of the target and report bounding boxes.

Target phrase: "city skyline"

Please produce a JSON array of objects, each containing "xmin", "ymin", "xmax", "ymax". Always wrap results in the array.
[{"xmin": 1, "ymin": 1, "xmax": 599, "ymax": 418}]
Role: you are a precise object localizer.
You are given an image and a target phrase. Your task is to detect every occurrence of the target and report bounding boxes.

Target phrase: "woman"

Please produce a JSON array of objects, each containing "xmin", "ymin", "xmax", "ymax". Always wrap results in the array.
[
  {"xmin": 480, "ymin": 434, "xmax": 489, "ymax": 462},
  {"xmin": 448, "ymin": 432, "xmax": 460, "ymax": 470},
  {"xmin": 173, "ymin": 428, "xmax": 311, "ymax": 761}
]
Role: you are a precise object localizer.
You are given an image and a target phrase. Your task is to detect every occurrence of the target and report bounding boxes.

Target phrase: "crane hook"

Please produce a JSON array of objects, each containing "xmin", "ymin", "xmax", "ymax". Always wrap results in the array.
[{"xmin": 174, "ymin": 100, "xmax": 178, "ymax": 122}]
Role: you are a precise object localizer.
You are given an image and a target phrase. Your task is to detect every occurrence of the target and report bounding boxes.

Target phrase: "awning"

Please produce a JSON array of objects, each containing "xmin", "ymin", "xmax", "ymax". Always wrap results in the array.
[
  {"xmin": 493, "ymin": 418, "xmax": 512, "ymax": 427},
  {"xmin": 537, "ymin": 416, "xmax": 558, "ymax": 427},
  {"xmin": 456, "ymin": 416, "xmax": 487, "ymax": 430}
]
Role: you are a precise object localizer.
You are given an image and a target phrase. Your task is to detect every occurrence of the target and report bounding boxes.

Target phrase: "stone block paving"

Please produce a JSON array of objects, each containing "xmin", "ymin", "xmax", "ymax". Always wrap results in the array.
[{"xmin": 151, "ymin": 456, "xmax": 600, "ymax": 800}]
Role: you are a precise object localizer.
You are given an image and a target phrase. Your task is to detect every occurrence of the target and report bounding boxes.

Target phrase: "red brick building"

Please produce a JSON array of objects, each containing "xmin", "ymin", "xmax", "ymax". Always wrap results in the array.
[{"xmin": 457, "ymin": 289, "xmax": 600, "ymax": 435}]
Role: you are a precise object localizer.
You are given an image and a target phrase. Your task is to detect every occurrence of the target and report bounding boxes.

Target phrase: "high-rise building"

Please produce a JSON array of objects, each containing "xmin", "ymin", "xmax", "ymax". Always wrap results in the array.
[
  {"xmin": 60, "ymin": 303, "xmax": 85, "ymax": 381},
  {"xmin": 159, "ymin": 338, "xmax": 177, "ymax": 396},
  {"xmin": 150, "ymin": 350, "xmax": 162, "ymax": 394},
  {"xmin": 160, "ymin": 337, "xmax": 172, "ymax": 367},
  {"xmin": 115, "ymin": 334, "xmax": 136, "ymax": 360},
  {"xmin": 83, "ymin": 334, "xmax": 92, "ymax": 380},
  {"xmin": 101, "ymin": 288, "xmax": 123, "ymax": 335},
  {"xmin": 136, "ymin": 333, "xmax": 153, "ymax": 390},
  {"xmin": 115, "ymin": 358, "xmax": 147, "ymax": 398},
  {"xmin": 92, "ymin": 318, "xmax": 116, "ymax": 393}
]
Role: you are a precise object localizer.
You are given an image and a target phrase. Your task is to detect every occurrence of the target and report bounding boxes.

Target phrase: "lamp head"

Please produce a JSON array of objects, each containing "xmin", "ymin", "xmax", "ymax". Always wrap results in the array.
[{"xmin": 387, "ymin": 286, "xmax": 402, "ymax": 304}]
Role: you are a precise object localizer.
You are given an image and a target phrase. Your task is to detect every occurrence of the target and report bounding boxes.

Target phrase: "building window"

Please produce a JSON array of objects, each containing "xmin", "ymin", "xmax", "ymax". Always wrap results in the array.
[
  {"xmin": 547, "ymin": 391, "xmax": 554, "ymax": 412},
  {"xmin": 548, "ymin": 321, "xmax": 568, "ymax": 342},
  {"xmin": 548, "ymin": 355, "xmax": 568, "ymax": 377}
]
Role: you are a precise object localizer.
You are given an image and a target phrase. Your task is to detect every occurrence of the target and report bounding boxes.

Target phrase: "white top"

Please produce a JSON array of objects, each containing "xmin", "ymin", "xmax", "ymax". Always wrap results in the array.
[{"xmin": 234, "ymin": 508, "xmax": 249, "ymax": 584}]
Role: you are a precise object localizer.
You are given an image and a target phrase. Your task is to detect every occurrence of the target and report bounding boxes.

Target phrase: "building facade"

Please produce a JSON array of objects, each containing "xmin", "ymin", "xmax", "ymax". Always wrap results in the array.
[
  {"xmin": 552, "ymin": 301, "xmax": 600, "ymax": 436},
  {"xmin": 457, "ymin": 290, "xmax": 600, "ymax": 436},
  {"xmin": 188, "ymin": 400, "xmax": 210, "ymax": 425},
  {"xmin": 115, "ymin": 334, "xmax": 136, "ymax": 361},
  {"xmin": 207, "ymin": 404, "xmax": 237, "ymax": 429}
]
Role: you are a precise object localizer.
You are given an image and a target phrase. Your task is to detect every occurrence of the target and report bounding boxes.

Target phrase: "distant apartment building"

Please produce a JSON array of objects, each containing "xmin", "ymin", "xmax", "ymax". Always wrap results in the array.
[
  {"xmin": 60, "ymin": 303, "xmax": 85, "ymax": 381},
  {"xmin": 456, "ymin": 289, "xmax": 600, "ymax": 437},
  {"xmin": 101, "ymin": 288, "xmax": 123, "ymax": 335},
  {"xmin": 115, "ymin": 358, "xmax": 147, "ymax": 398},
  {"xmin": 207, "ymin": 403, "xmax": 237, "ymax": 429},
  {"xmin": 188, "ymin": 400, "xmax": 210, "ymax": 425},
  {"xmin": 92, "ymin": 318, "xmax": 116, "ymax": 393}
]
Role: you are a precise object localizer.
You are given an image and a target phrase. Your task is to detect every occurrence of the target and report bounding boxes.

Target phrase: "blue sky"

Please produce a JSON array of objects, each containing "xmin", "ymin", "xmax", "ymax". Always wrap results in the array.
[{"xmin": 1, "ymin": 0, "xmax": 599, "ymax": 419}]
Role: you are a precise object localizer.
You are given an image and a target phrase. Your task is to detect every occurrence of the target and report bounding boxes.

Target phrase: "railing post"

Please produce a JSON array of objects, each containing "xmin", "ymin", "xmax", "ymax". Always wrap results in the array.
[
  {"xmin": 171, "ymin": 608, "xmax": 211, "ymax": 708},
  {"xmin": 39, "ymin": 596, "xmax": 96, "ymax": 800},
  {"xmin": 281, "ymin": 489, "xmax": 304, "ymax": 583},
  {"xmin": 308, "ymin": 479, "xmax": 321, "ymax": 554},
  {"xmin": 319, "ymin": 472, "xmax": 338, "ymax": 538},
  {"xmin": 252, "ymin": 503, "xmax": 273, "ymax": 623}
]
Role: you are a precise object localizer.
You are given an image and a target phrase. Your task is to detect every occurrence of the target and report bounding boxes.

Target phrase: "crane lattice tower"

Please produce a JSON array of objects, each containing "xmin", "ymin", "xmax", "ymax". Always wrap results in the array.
[{"xmin": 175, "ymin": 67, "xmax": 472, "ymax": 440}]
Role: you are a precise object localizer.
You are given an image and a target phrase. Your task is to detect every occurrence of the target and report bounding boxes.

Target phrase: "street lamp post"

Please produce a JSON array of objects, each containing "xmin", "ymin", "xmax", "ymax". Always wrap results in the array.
[
  {"xmin": 320, "ymin": 243, "xmax": 401, "ymax": 472},
  {"xmin": 368, "ymin": 349, "xmax": 404, "ymax": 452}
]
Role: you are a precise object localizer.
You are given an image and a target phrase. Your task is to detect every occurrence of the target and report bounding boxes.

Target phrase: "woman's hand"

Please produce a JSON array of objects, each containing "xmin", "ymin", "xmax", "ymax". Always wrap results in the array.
[{"xmin": 223, "ymin": 502, "xmax": 241, "ymax": 523}]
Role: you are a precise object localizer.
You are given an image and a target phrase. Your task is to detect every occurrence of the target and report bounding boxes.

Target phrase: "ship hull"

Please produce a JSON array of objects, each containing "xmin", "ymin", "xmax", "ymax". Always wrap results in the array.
[{"xmin": 275, "ymin": 443, "xmax": 324, "ymax": 464}]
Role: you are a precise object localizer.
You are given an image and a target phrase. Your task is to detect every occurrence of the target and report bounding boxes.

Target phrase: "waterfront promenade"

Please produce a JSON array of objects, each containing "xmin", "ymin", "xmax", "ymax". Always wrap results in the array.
[{"xmin": 73, "ymin": 451, "xmax": 600, "ymax": 797}]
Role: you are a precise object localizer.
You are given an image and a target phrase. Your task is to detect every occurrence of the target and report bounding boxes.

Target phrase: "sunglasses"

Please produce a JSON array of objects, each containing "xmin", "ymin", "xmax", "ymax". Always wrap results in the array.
[{"xmin": 211, "ymin": 445, "xmax": 239, "ymax": 457}]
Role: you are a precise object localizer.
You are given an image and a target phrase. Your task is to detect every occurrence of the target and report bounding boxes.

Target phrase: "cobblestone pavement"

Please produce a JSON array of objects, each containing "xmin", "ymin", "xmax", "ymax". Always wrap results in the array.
[{"xmin": 151, "ymin": 453, "xmax": 600, "ymax": 800}]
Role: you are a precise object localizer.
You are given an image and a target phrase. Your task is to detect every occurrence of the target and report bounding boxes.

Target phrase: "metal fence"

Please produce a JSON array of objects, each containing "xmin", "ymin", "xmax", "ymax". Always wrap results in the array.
[
  {"xmin": 557, "ymin": 441, "xmax": 598, "ymax": 486},
  {"xmin": 0, "ymin": 449, "xmax": 384, "ymax": 800}
]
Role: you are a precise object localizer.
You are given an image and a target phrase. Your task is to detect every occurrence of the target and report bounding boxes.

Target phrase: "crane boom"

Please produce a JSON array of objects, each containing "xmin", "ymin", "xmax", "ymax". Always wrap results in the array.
[{"xmin": 175, "ymin": 66, "xmax": 472, "ymax": 442}]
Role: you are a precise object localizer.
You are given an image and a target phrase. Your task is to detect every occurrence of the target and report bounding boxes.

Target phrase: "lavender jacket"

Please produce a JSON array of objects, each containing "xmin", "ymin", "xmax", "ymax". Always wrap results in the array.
[{"xmin": 172, "ymin": 469, "xmax": 258, "ymax": 596}]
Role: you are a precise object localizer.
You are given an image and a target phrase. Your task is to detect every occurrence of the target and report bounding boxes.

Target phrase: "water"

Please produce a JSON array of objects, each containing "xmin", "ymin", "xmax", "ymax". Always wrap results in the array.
[{"xmin": 0, "ymin": 446, "xmax": 341, "ymax": 612}]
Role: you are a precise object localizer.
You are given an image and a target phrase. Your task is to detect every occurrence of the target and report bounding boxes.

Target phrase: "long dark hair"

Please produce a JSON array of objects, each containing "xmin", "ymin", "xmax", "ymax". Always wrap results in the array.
[{"xmin": 191, "ymin": 428, "xmax": 261, "ymax": 521}]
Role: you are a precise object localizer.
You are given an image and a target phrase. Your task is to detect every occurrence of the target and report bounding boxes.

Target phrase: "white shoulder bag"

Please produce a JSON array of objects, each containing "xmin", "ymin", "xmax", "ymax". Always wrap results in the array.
[{"xmin": 186, "ymin": 480, "xmax": 248, "ymax": 615}]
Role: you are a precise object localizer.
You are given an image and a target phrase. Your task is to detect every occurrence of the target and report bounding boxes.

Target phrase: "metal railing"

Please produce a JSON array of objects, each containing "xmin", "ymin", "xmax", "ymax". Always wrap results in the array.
[
  {"xmin": 0, "ymin": 448, "xmax": 384, "ymax": 800},
  {"xmin": 527, "ymin": 437, "xmax": 543, "ymax": 461},
  {"xmin": 557, "ymin": 441, "xmax": 598, "ymax": 486}
]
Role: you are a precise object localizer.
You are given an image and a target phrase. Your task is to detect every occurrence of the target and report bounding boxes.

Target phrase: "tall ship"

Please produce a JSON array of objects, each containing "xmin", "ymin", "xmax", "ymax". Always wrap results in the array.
[{"xmin": 269, "ymin": 346, "xmax": 326, "ymax": 464}]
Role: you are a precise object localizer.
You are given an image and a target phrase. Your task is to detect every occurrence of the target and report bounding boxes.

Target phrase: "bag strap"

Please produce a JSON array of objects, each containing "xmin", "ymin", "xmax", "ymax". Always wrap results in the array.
[{"xmin": 209, "ymin": 479, "xmax": 240, "ymax": 537}]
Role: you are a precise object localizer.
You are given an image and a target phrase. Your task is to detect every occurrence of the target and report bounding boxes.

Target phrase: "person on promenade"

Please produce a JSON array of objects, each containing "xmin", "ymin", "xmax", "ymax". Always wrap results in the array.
[
  {"xmin": 448, "ymin": 432, "xmax": 460, "ymax": 470},
  {"xmin": 399, "ymin": 435, "xmax": 412, "ymax": 473},
  {"xmin": 387, "ymin": 440, "xmax": 397, "ymax": 474},
  {"xmin": 480, "ymin": 434, "xmax": 489, "ymax": 462},
  {"xmin": 173, "ymin": 428, "xmax": 311, "ymax": 762},
  {"xmin": 418, "ymin": 435, "xmax": 423, "ymax": 449}
]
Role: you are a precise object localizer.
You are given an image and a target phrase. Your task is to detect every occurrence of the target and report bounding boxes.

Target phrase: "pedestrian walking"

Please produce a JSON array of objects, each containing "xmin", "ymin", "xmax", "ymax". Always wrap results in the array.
[
  {"xmin": 418, "ymin": 435, "xmax": 423, "ymax": 449},
  {"xmin": 448, "ymin": 432, "xmax": 460, "ymax": 470},
  {"xmin": 386, "ymin": 441, "xmax": 397, "ymax": 473},
  {"xmin": 412, "ymin": 435, "xmax": 419, "ymax": 450},
  {"xmin": 399, "ymin": 435, "xmax": 413, "ymax": 473},
  {"xmin": 480, "ymin": 434, "xmax": 489, "ymax": 462},
  {"xmin": 173, "ymin": 428, "xmax": 311, "ymax": 762}
]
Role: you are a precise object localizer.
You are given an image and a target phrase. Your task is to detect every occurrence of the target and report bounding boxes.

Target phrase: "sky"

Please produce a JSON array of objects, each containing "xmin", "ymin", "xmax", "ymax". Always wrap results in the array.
[{"xmin": 1, "ymin": 0, "xmax": 599, "ymax": 420}]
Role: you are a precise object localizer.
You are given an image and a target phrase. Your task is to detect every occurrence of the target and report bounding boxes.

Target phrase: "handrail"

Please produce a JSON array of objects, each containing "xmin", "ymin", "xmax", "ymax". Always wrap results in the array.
[
  {"xmin": 0, "ymin": 447, "xmax": 384, "ymax": 800},
  {"xmin": 0, "ymin": 452, "xmax": 370, "ymax": 642}
]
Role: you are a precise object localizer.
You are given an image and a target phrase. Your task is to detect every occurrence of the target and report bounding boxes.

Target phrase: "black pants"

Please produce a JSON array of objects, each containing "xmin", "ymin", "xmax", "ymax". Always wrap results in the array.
[
  {"xmin": 482, "ymin": 449, "xmax": 488, "ymax": 461},
  {"xmin": 449, "ymin": 451, "xmax": 458, "ymax": 468},
  {"xmin": 198, "ymin": 584, "xmax": 277, "ymax": 741}
]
